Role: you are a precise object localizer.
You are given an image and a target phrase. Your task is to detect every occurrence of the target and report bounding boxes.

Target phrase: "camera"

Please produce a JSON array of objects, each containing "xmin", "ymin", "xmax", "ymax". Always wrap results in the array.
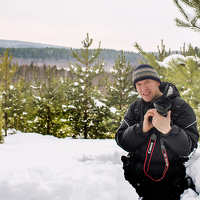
[
  {"xmin": 149, "ymin": 97, "xmax": 171, "ymax": 122},
  {"xmin": 153, "ymin": 97, "xmax": 171, "ymax": 117}
]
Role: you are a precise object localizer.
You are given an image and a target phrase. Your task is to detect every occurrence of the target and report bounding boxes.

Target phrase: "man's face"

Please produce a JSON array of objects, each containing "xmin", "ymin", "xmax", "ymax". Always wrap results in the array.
[{"xmin": 135, "ymin": 79, "xmax": 161, "ymax": 102}]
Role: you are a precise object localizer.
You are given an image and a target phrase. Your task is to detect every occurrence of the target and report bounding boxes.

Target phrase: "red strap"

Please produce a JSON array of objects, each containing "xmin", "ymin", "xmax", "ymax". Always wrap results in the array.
[{"xmin": 143, "ymin": 135, "xmax": 169, "ymax": 182}]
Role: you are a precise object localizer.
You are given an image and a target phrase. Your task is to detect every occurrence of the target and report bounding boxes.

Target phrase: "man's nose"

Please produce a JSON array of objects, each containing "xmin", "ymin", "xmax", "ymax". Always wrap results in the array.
[{"xmin": 141, "ymin": 84, "xmax": 147, "ymax": 90}]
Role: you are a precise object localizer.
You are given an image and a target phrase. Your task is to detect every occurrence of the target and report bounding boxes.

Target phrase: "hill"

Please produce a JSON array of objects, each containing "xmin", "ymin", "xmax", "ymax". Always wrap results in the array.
[{"xmin": 0, "ymin": 39, "xmax": 68, "ymax": 49}]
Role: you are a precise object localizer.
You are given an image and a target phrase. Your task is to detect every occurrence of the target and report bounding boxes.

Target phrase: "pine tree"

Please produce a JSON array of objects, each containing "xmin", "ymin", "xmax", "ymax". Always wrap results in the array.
[
  {"xmin": 0, "ymin": 85, "xmax": 4, "ymax": 143},
  {"xmin": 58, "ymin": 76, "xmax": 74, "ymax": 138},
  {"xmin": 8, "ymin": 78, "xmax": 32, "ymax": 133},
  {"xmin": 31, "ymin": 65, "xmax": 66, "ymax": 137},
  {"xmin": 105, "ymin": 50, "xmax": 138, "ymax": 134},
  {"xmin": 164, "ymin": 44, "xmax": 200, "ymax": 130},
  {"xmin": 166, "ymin": 0, "xmax": 200, "ymax": 131},
  {"xmin": 174, "ymin": 0, "xmax": 200, "ymax": 32},
  {"xmin": 134, "ymin": 40, "xmax": 170, "ymax": 81},
  {"xmin": 68, "ymin": 33, "xmax": 109, "ymax": 139},
  {"xmin": 0, "ymin": 48, "xmax": 18, "ymax": 136},
  {"xmin": 156, "ymin": 39, "xmax": 171, "ymax": 61}
]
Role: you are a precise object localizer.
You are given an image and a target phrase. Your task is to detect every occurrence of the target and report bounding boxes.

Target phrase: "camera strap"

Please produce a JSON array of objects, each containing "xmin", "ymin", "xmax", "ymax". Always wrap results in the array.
[{"xmin": 143, "ymin": 134, "xmax": 169, "ymax": 182}]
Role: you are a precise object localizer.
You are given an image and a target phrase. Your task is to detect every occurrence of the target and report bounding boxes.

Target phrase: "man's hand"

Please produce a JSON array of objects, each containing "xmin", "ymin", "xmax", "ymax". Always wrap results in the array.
[
  {"xmin": 143, "ymin": 109, "xmax": 155, "ymax": 133},
  {"xmin": 152, "ymin": 110, "xmax": 172, "ymax": 134}
]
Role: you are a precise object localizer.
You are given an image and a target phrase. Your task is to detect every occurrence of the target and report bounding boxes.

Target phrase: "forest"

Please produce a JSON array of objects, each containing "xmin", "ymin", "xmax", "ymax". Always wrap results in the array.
[{"xmin": 0, "ymin": 47, "xmax": 144, "ymax": 69}]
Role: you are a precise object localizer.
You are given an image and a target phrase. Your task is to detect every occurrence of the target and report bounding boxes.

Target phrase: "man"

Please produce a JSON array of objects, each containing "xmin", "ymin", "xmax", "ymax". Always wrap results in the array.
[{"xmin": 115, "ymin": 64, "xmax": 199, "ymax": 200}]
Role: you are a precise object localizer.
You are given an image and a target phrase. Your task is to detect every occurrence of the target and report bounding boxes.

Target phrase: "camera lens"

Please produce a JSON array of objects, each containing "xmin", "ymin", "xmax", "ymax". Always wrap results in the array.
[{"xmin": 153, "ymin": 98, "xmax": 171, "ymax": 117}]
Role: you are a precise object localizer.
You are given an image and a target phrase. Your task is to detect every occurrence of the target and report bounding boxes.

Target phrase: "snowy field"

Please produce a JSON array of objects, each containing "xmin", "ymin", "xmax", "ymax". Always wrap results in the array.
[{"xmin": 0, "ymin": 131, "xmax": 199, "ymax": 200}]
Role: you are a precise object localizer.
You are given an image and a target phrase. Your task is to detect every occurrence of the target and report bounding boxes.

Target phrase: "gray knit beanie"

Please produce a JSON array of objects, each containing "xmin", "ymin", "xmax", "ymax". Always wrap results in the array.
[{"xmin": 132, "ymin": 64, "xmax": 161, "ymax": 88}]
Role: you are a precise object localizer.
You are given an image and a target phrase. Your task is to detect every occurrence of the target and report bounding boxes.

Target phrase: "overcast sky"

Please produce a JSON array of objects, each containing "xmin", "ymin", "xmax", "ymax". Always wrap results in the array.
[{"xmin": 0, "ymin": 0, "xmax": 199, "ymax": 52}]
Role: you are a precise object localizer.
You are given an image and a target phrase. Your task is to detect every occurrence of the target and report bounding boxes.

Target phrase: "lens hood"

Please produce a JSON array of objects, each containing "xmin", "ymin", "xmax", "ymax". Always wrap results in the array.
[{"xmin": 153, "ymin": 97, "xmax": 171, "ymax": 117}]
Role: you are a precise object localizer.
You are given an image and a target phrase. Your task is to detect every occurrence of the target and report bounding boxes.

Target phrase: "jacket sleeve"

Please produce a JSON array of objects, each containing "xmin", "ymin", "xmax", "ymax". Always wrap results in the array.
[
  {"xmin": 162, "ymin": 101, "xmax": 199, "ymax": 156},
  {"xmin": 115, "ymin": 101, "xmax": 151, "ymax": 152}
]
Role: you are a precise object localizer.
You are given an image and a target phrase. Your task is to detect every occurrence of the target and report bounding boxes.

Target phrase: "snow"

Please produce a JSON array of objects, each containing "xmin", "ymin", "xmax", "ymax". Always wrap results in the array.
[
  {"xmin": 68, "ymin": 105, "xmax": 76, "ymax": 109},
  {"xmin": 158, "ymin": 54, "xmax": 200, "ymax": 68},
  {"xmin": 186, "ymin": 12, "xmax": 196, "ymax": 23},
  {"xmin": 62, "ymin": 105, "xmax": 67, "ymax": 109},
  {"xmin": 0, "ymin": 132, "xmax": 199, "ymax": 200},
  {"xmin": 79, "ymin": 79, "xmax": 84, "ymax": 83},
  {"xmin": 60, "ymin": 119, "xmax": 67, "ymax": 122},
  {"xmin": 110, "ymin": 106, "xmax": 117, "ymax": 114},
  {"xmin": 31, "ymin": 86, "xmax": 41, "ymax": 90},
  {"xmin": 81, "ymin": 86, "xmax": 85, "ymax": 90},
  {"xmin": 94, "ymin": 99, "xmax": 106, "ymax": 108},
  {"xmin": 157, "ymin": 54, "xmax": 186, "ymax": 68},
  {"xmin": 34, "ymin": 96, "xmax": 42, "ymax": 101},
  {"xmin": 10, "ymin": 85, "xmax": 14, "ymax": 90}
]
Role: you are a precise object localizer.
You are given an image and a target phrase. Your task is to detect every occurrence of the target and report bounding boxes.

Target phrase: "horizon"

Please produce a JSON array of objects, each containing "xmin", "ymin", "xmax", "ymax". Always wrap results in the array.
[{"xmin": 0, "ymin": 38, "xmax": 185, "ymax": 53}]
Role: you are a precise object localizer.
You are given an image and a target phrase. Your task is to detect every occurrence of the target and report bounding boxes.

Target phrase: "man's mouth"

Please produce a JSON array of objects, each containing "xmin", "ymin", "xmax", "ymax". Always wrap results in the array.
[{"xmin": 143, "ymin": 92, "xmax": 150, "ymax": 96}]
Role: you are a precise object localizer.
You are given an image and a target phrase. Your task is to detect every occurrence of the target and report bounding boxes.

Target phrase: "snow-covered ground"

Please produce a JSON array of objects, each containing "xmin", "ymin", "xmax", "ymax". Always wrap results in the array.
[{"xmin": 0, "ymin": 132, "xmax": 199, "ymax": 200}]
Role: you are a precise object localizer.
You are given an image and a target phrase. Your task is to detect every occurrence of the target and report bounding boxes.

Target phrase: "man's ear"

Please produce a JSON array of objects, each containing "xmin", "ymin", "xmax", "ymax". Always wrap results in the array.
[{"xmin": 157, "ymin": 81, "xmax": 160, "ymax": 87}]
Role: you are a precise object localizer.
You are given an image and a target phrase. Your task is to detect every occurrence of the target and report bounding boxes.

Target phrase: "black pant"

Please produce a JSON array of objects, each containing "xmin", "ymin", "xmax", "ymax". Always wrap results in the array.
[
  {"xmin": 134, "ymin": 177, "xmax": 184, "ymax": 200},
  {"xmin": 122, "ymin": 156, "xmax": 186, "ymax": 200}
]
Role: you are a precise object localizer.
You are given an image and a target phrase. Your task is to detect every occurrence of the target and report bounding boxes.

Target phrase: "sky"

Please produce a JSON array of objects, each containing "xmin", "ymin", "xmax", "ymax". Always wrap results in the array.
[
  {"xmin": 0, "ymin": 131, "xmax": 199, "ymax": 200},
  {"xmin": 0, "ymin": 0, "xmax": 200, "ymax": 52}
]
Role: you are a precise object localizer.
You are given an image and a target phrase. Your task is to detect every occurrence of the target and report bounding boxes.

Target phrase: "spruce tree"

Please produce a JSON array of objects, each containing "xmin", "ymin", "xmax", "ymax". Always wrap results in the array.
[
  {"xmin": 105, "ymin": 50, "xmax": 138, "ymax": 134},
  {"xmin": 0, "ymin": 48, "xmax": 18, "ymax": 136},
  {"xmin": 68, "ymin": 33, "xmax": 109, "ymax": 139}
]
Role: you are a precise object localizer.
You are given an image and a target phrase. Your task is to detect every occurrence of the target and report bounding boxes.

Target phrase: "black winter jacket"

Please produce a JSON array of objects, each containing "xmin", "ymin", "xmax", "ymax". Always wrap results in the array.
[{"xmin": 116, "ymin": 82, "xmax": 199, "ymax": 180}]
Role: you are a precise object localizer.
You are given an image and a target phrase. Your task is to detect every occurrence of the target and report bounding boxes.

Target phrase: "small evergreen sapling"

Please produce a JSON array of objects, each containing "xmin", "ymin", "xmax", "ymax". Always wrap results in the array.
[
  {"xmin": 105, "ymin": 50, "xmax": 138, "ymax": 134},
  {"xmin": 0, "ymin": 48, "xmax": 18, "ymax": 136},
  {"xmin": 68, "ymin": 33, "xmax": 109, "ymax": 139}
]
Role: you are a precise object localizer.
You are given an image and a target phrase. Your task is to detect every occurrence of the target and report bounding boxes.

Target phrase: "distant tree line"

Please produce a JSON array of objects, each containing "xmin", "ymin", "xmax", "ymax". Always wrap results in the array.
[{"xmin": 0, "ymin": 47, "xmax": 144, "ymax": 64}]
